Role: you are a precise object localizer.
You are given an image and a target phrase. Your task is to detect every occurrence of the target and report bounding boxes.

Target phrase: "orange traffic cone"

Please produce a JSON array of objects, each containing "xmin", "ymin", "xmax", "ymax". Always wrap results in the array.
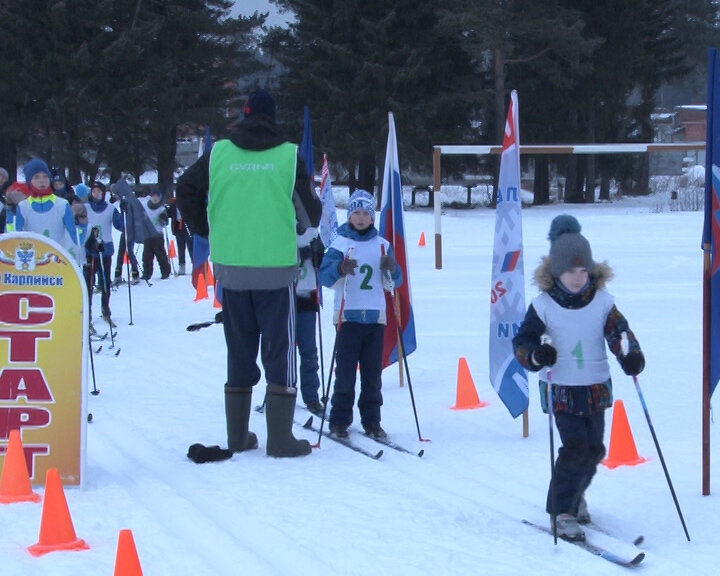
[
  {"xmin": 418, "ymin": 232, "xmax": 426, "ymax": 247},
  {"xmin": 194, "ymin": 273, "xmax": 208, "ymax": 302},
  {"xmin": 602, "ymin": 400, "xmax": 647, "ymax": 469},
  {"xmin": 123, "ymin": 252, "xmax": 130, "ymax": 265},
  {"xmin": 27, "ymin": 468, "xmax": 89, "ymax": 556},
  {"xmin": 113, "ymin": 529, "xmax": 143, "ymax": 576},
  {"xmin": 205, "ymin": 262, "xmax": 214, "ymax": 286},
  {"xmin": 0, "ymin": 429, "xmax": 41, "ymax": 504},
  {"xmin": 451, "ymin": 357, "xmax": 489, "ymax": 410},
  {"xmin": 212, "ymin": 290, "xmax": 222, "ymax": 309},
  {"xmin": 168, "ymin": 239, "xmax": 177, "ymax": 259}
]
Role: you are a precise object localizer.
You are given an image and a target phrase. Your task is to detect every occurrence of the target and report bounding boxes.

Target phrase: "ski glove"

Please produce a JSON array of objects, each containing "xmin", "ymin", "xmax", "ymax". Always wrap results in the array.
[
  {"xmin": 310, "ymin": 237, "xmax": 325, "ymax": 269},
  {"xmin": 532, "ymin": 344, "xmax": 557, "ymax": 368},
  {"xmin": 620, "ymin": 350, "xmax": 645, "ymax": 376},
  {"xmin": 187, "ymin": 443, "xmax": 233, "ymax": 464},
  {"xmin": 338, "ymin": 257, "xmax": 358, "ymax": 276},
  {"xmin": 85, "ymin": 227, "xmax": 103, "ymax": 254},
  {"xmin": 380, "ymin": 254, "xmax": 397, "ymax": 273}
]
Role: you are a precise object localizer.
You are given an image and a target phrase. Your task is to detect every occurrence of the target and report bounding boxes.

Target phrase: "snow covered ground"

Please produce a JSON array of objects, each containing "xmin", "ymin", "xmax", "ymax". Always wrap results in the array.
[{"xmin": 2, "ymin": 190, "xmax": 719, "ymax": 575}]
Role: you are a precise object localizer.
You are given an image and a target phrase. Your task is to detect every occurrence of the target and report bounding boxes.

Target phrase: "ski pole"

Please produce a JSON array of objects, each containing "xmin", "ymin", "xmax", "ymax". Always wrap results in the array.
[
  {"xmin": 546, "ymin": 365, "xmax": 557, "ymax": 545},
  {"xmin": 632, "ymin": 374, "xmax": 690, "ymax": 541},
  {"xmin": 96, "ymin": 255, "xmax": 116, "ymax": 350},
  {"xmin": 381, "ymin": 248, "xmax": 429, "ymax": 443},
  {"xmin": 122, "ymin": 210, "xmax": 134, "ymax": 325},
  {"xmin": 315, "ymin": 271, "xmax": 326, "ymax": 402},
  {"xmin": 88, "ymin": 338, "xmax": 99, "ymax": 396},
  {"xmin": 314, "ymin": 248, "xmax": 353, "ymax": 447},
  {"xmin": 620, "ymin": 333, "xmax": 690, "ymax": 541}
]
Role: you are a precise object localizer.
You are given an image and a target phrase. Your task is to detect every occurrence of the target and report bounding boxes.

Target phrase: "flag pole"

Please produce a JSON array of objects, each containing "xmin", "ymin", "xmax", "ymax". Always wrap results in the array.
[
  {"xmin": 389, "ymin": 164, "xmax": 404, "ymax": 387},
  {"xmin": 703, "ymin": 245, "xmax": 711, "ymax": 495}
]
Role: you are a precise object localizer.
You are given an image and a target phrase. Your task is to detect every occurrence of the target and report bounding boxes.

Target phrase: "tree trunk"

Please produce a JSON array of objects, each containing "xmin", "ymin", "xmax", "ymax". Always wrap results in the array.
[
  {"xmin": 585, "ymin": 155, "xmax": 595, "ymax": 203},
  {"xmin": 0, "ymin": 135, "xmax": 18, "ymax": 184},
  {"xmin": 533, "ymin": 156, "xmax": 550, "ymax": 205}
]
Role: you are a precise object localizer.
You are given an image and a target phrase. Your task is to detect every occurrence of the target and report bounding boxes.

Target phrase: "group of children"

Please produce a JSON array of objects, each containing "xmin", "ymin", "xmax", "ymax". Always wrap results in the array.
[
  {"xmin": 2, "ymin": 158, "xmax": 647, "ymax": 540},
  {"xmin": 0, "ymin": 158, "xmax": 191, "ymax": 330}
]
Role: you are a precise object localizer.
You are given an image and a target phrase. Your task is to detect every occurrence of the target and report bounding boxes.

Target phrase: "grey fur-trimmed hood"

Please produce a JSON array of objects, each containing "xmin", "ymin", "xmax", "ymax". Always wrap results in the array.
[{"xmin": 533, "ymin": 256, "xmax": 613, "ymax": 292}]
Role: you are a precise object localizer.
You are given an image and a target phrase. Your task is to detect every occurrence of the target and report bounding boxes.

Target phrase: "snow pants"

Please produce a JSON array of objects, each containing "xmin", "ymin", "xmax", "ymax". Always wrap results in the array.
[
  {"xmin": 546, "ymin": 408, "xmax": 606, "ymax": 516},
  {"xmin": 84, "ymin": 254, "xmax": 112, "ymax": 317},
  {"xmin": 296, "ymin": 308, "xmax": 321, "ymax": 405},
  {"xmin": 142, "ymin": 235, "xmax": 171, "ymax": 279},
  {"xmin": 329, "ymin": 322, "xmax": 384, "ymax": 429},
  {"xmin": 222, "ymin": 285, "xmax": 295, "ymax": 391}
]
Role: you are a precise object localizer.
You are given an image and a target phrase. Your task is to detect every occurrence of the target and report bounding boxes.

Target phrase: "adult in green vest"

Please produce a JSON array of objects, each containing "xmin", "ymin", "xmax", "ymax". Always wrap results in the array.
[{"xmin": 177, "ymin": 89, "xmax": 322, "ymax": 458}]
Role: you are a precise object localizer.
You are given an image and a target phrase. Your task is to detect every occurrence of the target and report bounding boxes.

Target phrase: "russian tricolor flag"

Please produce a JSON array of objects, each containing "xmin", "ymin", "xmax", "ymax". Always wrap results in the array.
[{"xmin": 379, "ymin": 112, "xmax": 417, "ymax": 368}]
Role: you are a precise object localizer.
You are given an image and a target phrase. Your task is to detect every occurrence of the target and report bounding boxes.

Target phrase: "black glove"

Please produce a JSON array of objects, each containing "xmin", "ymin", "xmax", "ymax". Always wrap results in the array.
[
  {"xmin": 620, "ymin": 350, "xmax": 645, "ymax": 376},
  {"xmin": 298, "ymin": 245, "xmax": 312, "ymax": 261},
  {"xmin": 380, "ymin": 254, "xmax": 396, "ymax": 273},
  {"xmin": 85, "ymin": 227, "xmax": 102, "ymax": 253},
  {"xmin": 187, "ymin": 443, "xmax": 233, "ymax": 464},
  {"xmin": 159, "ymin": 212, "xmax": 169, "ymax": 227},
  {"xmin": 339, "ymin": 258, "xmax": 358, "ymax": 276},
  {"xmin": 310, "ymin": 237, "xmax": 325, "ymax": 268},
  {"xmin": 532, "ymin": 344, "xmax": 557, "ymax": 368}
]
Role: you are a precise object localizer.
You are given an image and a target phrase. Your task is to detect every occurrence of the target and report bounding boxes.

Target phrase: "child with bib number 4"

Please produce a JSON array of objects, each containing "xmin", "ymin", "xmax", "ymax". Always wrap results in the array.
[
  {"xmin": 318, "ymin": 190, "xmax": 402, "ymax": 440},
  {"xmin": 512, "ymin": 214, "xmax": 645, "ymax": 542}
]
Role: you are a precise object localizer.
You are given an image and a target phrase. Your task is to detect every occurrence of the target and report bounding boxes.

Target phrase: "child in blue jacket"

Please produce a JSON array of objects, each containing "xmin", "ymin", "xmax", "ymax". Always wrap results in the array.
[{"xmin": 318, "ymin": 190, "xmax": 402, "ymax": 439}]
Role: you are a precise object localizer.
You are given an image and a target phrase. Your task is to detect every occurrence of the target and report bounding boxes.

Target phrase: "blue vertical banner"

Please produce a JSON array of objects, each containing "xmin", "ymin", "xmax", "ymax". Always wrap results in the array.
[
  {"xmin": 489, "ymin": 90, "xmax": 529, "ymax": 418},
  {"xmin": 703, "ymin": 48, "xmax": 720, "ymax": 397},
  {"xmin": 379, "ymin": 112, "xmax": 417, "ymax": 368},
  {"xmin": 300, "ymin": 105, "xmax": 314, "ymax": 180}
]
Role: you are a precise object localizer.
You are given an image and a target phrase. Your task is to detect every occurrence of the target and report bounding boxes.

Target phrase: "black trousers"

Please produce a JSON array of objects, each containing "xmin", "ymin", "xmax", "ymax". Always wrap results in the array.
[
  {"xmin": 546, "ymin": 408, "xmax": 606, "ymax": 516},
  {"xmin": 222, "ymin": 285, "xmax": 295, "ymax": 391},
  {"xmin": 329, "ymin": 322, "xmax": 384, "ymax": 428},
  {"xmin": 142, "ymin": 235, "xmax": 171, "ymax": 279}
]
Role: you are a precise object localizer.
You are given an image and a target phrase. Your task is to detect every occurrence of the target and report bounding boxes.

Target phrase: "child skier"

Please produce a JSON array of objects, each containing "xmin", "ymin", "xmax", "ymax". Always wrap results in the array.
[
  {"xmin": 83, "ymin": 181, "xmax": 120, "ymax": 328},
  {"xmin": 512, "ymin": 214, "xmax": 645, "ymax": 541},
  {"xmin": 318, "ymin": 189, "xmax": 402, "ymax": 439}
]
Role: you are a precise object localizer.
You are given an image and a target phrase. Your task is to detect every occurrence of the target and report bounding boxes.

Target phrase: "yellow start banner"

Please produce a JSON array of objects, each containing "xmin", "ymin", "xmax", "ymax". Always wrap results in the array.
[{"xmin": 0, "ymin": 232, "xmax": 87, "ymax": 487}]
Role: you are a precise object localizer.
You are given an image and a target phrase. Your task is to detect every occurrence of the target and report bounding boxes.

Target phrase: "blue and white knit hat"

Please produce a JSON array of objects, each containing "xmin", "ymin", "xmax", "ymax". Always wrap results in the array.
[{"xmin": 347, "ymin": 189, "xmax": 375, "ymax": 221}]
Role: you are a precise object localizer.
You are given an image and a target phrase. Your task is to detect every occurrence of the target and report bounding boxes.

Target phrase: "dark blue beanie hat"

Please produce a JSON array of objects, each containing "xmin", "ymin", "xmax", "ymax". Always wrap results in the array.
[
  {"xmin": 243, "ymin": 89, "xmax": 276, "ymax": 121},
  {"xmin": 23, "ymin": 158, "xmax": 51, "ymax": 183}
]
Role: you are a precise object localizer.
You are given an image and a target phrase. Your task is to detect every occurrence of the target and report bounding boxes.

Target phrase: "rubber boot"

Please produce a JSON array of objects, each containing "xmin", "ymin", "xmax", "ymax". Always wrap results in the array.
[
  {"xmin": 265, "ymin": 384, "xmax": 312, "ymax": 457},
  {"xmin": 224, "ymin": 385, "xmax": 258, "ymax": 452}
]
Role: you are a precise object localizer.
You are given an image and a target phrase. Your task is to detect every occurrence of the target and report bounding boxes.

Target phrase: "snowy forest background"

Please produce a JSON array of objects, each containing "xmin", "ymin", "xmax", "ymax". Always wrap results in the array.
[{"xmin": 0, "ymin": 0, "xmax": 719, "ymax": 200}]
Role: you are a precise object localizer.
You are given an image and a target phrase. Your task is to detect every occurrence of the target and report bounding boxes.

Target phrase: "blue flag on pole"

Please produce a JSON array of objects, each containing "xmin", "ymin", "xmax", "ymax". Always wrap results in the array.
[
  {"xmin": 489, "ymin": 91, "xmax": 529, "ymax": 418},
  {"xmin": 379, "ymin": 112, "xmax": 417, "ymax": 368},
  {"xmin": 300, "ymin": 106, "xmax": 314, "ymax": 180},
  {"xmin": 703, "ymin": 48, "xmax": 720, "ymax": 397}
]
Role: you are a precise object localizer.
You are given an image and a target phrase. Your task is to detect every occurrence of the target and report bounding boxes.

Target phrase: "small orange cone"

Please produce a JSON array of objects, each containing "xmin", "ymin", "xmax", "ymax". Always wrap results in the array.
[
  {"xmin": 123, "ymin": 252, "xmax": 130, "ymax": 265},
  {"xmin": 113, "ymin": 529, "xmax": 144, "ymax": 576},
  {"xmin": 168, "ymin": 239, "xmax": 177, "ymax": 259},
  {"xmin": 205, "ymin": 262, "xmax": 214, "ymax": 286},
  {"xmin": 212, "ymin": 290, "xmax": 222, "ymax": 309},
  {"xmin": 0, "ymin": 429, "xmax": 41, "ymax": 504},
  {"xmin": 418, "ymin": 232, "xmax": 426, "ymax": 247},
  {"xmin": 28, "ymin": 468, "xmax": 89, "ymax": 556},
  {"xmin": 602, "ymin": 400, "xmax": 647, "ymax": 469},
  {"xmin": 451, "ymin": 357, "xmax": 489, "ymax": 410},
  {"xmin": 194, "ymin": 273, "xmax": 208, "ymax": 301}
]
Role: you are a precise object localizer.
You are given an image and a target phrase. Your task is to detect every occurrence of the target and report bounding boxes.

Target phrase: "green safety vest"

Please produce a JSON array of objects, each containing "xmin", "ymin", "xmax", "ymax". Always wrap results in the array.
[{"xmin": 208, "ymin": 140, "xmax": 297, "ymax": 267}]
